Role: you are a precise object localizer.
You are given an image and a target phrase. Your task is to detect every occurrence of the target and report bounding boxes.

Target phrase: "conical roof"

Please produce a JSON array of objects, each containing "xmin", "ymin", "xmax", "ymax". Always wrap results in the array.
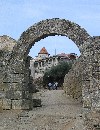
[{"xmin": 38, "ymin": 47, "xmax": 49, "ymax": 54}]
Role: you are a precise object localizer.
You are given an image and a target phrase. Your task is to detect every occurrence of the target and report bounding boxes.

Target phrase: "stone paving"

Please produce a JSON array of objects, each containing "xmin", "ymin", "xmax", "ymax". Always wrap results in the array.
[{"xmin": 0, "ymin": 90, "xmax": 84, "ymax": 130}]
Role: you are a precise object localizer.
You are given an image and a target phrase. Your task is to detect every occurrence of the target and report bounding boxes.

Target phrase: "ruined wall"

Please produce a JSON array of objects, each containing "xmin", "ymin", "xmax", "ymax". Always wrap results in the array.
[
  {"xmin": 0, "ymin": 35, "xmax": 17, "ymax": 109},
  {"xmin": 83, "ymin": 37, "xmax": 100, "ymax": 130},
  {"xmin": 0, "ymin": 18, "xmax": 99, "ymax": 129},
  {"xmin": 63, "ymin": 56, "xmax": 83, "ymax": 101},
  {"xmin": 0, "ymin": 36, "xmax": 33, "ymax": 110},
  {"xmin": 0, "ymin": 36, "xmax": 17, "ymax": 83},
  {"xmin": 64, "ymin": 36, "xmax": 100, "ymax": 130},
  {"xmin": 2, "ymin": 18, "xmax": 91, "ymax": 110}
]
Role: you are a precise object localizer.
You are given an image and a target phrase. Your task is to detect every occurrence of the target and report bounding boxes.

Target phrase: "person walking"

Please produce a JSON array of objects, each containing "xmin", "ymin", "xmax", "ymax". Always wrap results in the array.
[
  {"xmin": 48, "ymin": 82, "xmax": 52, "ymax": 90},
  {"xmin": 52, "ymin": 82, "xmax": 58, "ymax": 90},
  {"xmin": 55, "ymin": 82, "xmax": 58, "ymax": 90}
]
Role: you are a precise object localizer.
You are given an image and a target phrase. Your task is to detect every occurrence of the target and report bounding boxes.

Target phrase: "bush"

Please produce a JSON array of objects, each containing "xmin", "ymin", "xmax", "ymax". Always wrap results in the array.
[{"xmin": 43, "ymin": 61, "xmax": 72, "ymax": 87}]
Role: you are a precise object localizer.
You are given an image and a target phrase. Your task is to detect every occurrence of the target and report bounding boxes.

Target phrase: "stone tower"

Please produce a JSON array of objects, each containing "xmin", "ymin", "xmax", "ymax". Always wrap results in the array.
[{"xmin": 38, "ymin": 47, "xmax": 49, "ymax": 58}]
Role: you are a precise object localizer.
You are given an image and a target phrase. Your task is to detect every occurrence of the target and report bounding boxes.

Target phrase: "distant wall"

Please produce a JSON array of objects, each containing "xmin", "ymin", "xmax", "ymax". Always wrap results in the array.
[{"xmin": 63, "ymin": 56, "xmax": 83, "ymax": 101}]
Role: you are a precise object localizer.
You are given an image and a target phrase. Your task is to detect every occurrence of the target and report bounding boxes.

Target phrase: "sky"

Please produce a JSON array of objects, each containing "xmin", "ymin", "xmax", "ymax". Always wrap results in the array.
[{"xmin": 0, "ymin": 0, "xmax": 100, "ymax": 57}]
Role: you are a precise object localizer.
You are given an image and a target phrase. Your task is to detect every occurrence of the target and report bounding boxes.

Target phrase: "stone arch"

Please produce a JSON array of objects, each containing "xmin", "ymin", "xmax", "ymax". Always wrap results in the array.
[
  {"xmin": 1, "ymin": 18, "xmax": 99, "ymax": 129},
  {"xmin": 4, "ymin": 18, "xmax": 93, "ymax": 110},
  {"xmin": 12, "ymin": 18, "xmax": 92, "ymax": 61}
]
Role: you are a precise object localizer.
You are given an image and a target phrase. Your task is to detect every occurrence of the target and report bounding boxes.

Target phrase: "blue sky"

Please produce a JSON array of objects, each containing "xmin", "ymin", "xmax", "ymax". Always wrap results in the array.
[{"xmin": 0, "ymin": 0, "xmax": 100, "ymax": 57}]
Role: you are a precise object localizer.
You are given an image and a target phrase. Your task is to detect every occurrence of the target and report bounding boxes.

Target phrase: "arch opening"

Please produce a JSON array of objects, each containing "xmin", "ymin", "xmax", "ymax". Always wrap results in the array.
[
  {"xmin": 13, "ymin": 18, "xmax": 91, "ymax": 61},
  {"xmin": 25, "ymin": 34, "xmax": 81, "ymax": 59},
  {"xmin": 1, "ymin": 18, "xmax": 99, "ymax": 130},
  {"xmin": 5, "ymin": 18, "xmax": 92, "ymax": 110},
  {"xmin": 29, "ymin": 35, "xmax": 81, "ymax": 58},
  {"xmin": 28, "ymin": 35, "xmax": 80, "ymax": 94}
]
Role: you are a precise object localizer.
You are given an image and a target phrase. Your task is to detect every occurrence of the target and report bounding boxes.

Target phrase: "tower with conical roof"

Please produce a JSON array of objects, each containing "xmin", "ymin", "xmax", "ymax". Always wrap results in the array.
[{"xmin": 38, "ymin": 47, "xmax": 49, "ymax": 59}]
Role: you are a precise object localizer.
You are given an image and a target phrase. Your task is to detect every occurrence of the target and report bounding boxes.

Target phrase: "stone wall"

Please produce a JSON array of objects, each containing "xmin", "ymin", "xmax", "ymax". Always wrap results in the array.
[
  {"xmin": 0, "ymin": 36, "xmax": 33, "ymax": 110},
  {"xmin": 83, "ymin": 37, "xmax": 100, "ymax": 130},
  {"xmin": 2, "ymin": 18, "xmax": 91, "ymax": 110},
  {"xmin": 0, "ymin": 18, "xmax": 100, "ymax": 129},
  {"xmin": 0, "ymin": 35, "xmax": 17, "ymax": 109},
  {"xmin": 63, "ymin": 36, "xmax": 100, "ymax": 130},
  {"xmin": 0, "ymin": 35, "xmax": 17, "ymax": 83},
  {"xmin": 63, "ymin": 56, "xmax": 83, "ymax": 101}
]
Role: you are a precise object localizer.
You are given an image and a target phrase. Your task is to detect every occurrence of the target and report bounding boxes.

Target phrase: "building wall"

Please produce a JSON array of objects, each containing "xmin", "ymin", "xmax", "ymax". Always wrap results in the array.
[
  {"xmin": 38, "ymin": 53, "xmax": 49, "ymax": 58},
  {"xmin": 30, "ymin": 56, "xmax": 72, "ymax": 79}
]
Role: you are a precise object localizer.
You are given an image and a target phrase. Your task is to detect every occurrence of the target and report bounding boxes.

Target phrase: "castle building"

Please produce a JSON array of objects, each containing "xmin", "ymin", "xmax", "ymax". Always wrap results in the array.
[
  {"xmin": 30, "ymin": 47, "xmax": 77, "ymax": 79},
  {"xmin": 38, "ymin": 47, "xmax": 50, "ymax": 58}
]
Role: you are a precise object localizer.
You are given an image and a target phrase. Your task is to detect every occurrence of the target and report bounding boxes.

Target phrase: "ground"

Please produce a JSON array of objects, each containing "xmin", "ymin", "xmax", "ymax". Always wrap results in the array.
[{"xmin": 0, "ymin": 89, "xmax": 85, "ymax": 130}]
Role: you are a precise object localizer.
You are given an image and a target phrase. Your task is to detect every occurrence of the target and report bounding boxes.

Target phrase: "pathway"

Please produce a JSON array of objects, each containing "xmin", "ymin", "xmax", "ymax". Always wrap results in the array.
[{"xmin": 0, "ymin": 90, "xmax": 84, "ymax": 130}]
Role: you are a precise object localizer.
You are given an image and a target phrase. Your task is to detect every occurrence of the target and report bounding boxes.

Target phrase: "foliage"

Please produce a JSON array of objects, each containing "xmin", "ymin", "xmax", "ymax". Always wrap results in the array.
[{"xmin": 43, "ymin": 61, "xmax": 72, "ymax": 87}]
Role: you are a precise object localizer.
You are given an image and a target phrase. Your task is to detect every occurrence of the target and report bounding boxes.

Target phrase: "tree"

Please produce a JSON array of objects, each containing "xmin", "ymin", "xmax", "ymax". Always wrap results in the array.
[{"xmin": 43, "ymin": 61, "xmax": 72, "ymax": 87}]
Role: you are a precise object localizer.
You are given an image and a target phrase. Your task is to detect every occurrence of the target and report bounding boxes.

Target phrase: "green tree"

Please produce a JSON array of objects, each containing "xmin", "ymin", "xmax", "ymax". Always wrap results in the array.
[{"xmin": 43, "ymin": 61, "xmax": 72, "ymax": 87}]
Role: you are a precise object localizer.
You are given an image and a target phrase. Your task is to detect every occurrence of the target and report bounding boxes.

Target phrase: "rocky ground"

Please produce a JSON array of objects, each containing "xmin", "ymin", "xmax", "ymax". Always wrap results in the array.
[{"xmin": 0, "ymin": 89, "xmax": 85, "ymax": 130}]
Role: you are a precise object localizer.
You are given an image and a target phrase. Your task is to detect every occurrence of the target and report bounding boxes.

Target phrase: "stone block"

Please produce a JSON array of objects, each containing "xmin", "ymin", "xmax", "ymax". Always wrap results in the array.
[
  {"xmin": 1, "ymin": 82, "xmax": 29, "ymax": 91},
  {"xmin": 33, "ymin": 99, "xmax": 42, "ymax": 107},
  {"xmin": 5, "ymin": 90, "xmax": 23, "ymax": 99},
  {"xmin": 14, "ymin": 91, "xmax": 23, "ymax": 99},
  {"xmin": 12, "ymin": 99, "xmax": 22, "ymax": 109},
  {"xmin": 3, "ymin": 73, "xmax": 25, "ymax": 83},
  {"xmin": 91, "ymin": 91, "xmax": 100, "ymax": 109},
  {"xmin": 22, "ymin": 91, "xmax": 32, "ymax": 99},
  {"xmin": 0, "ymin": 99, "xmax": 2, "ymax": 106},
  {"xmin": 22, "ymin": 99, "xmax": 32, "ymax": 110},
  {"xmin": 10, "ymin": 60, "xmax": 25, "ymax": 73},
  {"xmin": 0, "ymin": 83, "xmax": 8, "ymax": 91},
  {"xmin": 12, "ymin": 83, "xmax": 28, "ymax": 91},
  {"xmin": 0, "ymin": 99, "xmax": 3, "ymax": 112},
  {"xmin": 12, "ymin": 99, "xmax": 30, "ymax": 110},
  {"xmin": 0, "ymin": 91, "xmax": 5, "ymax": 99},
  {"xmin": 2, "ymin": 99, "xmax": 11, "ymax": 109},
  {"xmin": 83, "ymin": 97, "xmax": 92, "ymax": 108}
]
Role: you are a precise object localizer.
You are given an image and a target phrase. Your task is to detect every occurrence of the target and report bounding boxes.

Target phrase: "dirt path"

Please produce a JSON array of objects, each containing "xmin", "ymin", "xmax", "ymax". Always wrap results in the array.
[{"xmin": 0, "ymin": 90, "xmax": 84, "ymax": 130}]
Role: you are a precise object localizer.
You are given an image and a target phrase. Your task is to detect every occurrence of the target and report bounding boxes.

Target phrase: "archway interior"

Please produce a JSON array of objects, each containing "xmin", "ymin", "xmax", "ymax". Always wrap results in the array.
[
  {"xmin": 15, "ymin": 18, "xmax": 90, "ymax": 107},
  {"xmin": 27, "ymin": 35, "xmax": 81, "ymax": 92},
  {"xmin": 26, "ymin": 35, "xmax": 83, "ymax": 112}
]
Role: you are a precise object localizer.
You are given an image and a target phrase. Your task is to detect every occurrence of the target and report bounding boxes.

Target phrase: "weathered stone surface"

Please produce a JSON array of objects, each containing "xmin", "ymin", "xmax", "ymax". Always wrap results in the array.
[
  {"xmin": 0, "ymin": 36, "xmax": 17, "ymax": 84},
  {"xmin": 0, "ymin": 35, "xmax": 16, "ymax": 51},
  {"xmin": 63, "ymin": 56, "xmax": 83, "ymax": 101},
  {"xmin": 32, "ymin": 99, "xmax": 42, "ymax": 107},
  {"xmin": 0, "ymin": 99, "xmax": 3, "ymax": 112},
  {"xmin": 12, "ymin": 99, "xmax": 31, "ymax": 110},
  {"xmin": 0, "ymin": 99, "xmax": 3, "ymax": 106},
  {"xmin": 5, "ymin": 90, "xmax": 23, "ymax": 99},
  {"xmin": 2, "ymin": 99, "xmax": 11, "ymax": 109},
  {"xmin": 0, "ymin": 18, "xmax": 100, "ymax": 129}
]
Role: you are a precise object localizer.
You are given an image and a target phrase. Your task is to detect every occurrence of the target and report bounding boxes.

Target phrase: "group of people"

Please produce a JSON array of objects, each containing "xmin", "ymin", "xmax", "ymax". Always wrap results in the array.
[{"xmin": 48, "ymin": 82, "xmax": 58, "ymax": 90}]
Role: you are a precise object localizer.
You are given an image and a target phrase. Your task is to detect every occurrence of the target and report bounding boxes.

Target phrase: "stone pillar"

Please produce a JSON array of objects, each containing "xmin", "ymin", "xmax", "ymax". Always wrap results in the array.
[
  {"xmin": 2, "ymin": 56, "xmax": 33, "ymax": 110},
  {"xmin": 82, "ymin": 41, "xmax": 100, "ymax": 130}
]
